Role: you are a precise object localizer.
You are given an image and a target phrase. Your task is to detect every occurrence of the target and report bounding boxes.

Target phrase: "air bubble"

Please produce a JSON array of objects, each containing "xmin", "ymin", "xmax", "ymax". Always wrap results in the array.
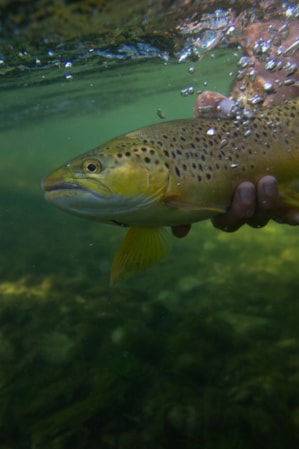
[
  {"xmin": 188, "ymin": 66, "xmax": 195, "ymax": 74},
  {"xmin": 226, "ymin": 25, "xmax": 236, "ymax": 37},
  {"xmin": 284, "ymin": 62, "xmax": 297, "ymax": 76},
  {"xmin": 230, "ymin": 163, "xmax": 238, "ymax": 168},
  {"xmin": 207, "ymin": 128, "xmax": 216, "ymax": 136},
  {"xmin": 284, "ymin": 79, "xmax": 296, "ymax": 86},
  {"xmin": 247, "ymin": 95, "xmax": 264, "ymax": 105},
  {"xmin": 265, "ymin": 59, "xmax": 277, "ymax": 72},
  {"xmin": 64, "ymin": 61, "xmax": 72, "ymax": 68},
  {"xmin": 263, "ymin": 82, "xmax": 276, "ymax": 94},
  {"xmin": 253, "ymin": 40, "xmax": 271, "ymax": 56},
  {"xmin": 220, "ymin": 139, "xmax": 228, "ymax": 148},
  {"xmin": 180, "ymin": 88, "xmax": 189, "ymax": 97},
  {"xmin": 237, "ymin": 56, "xmax": 254, "ymax": 69},
  {"xmin": 247, "ymin": 69, "xmax": 257, "ymax": 81},
  {"xmin": 181, "ymin": 86, "xmax": 195, "ymax": 96},
  {"xmin": 236, "ymin": 70, "xmax": 244, "ymax": 81}
]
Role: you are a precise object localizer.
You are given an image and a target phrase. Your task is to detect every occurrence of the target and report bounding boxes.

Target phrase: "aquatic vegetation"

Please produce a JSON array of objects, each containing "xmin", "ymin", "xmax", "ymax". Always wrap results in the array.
[{"xmin": 1, "ymin": 248, "xmax": 299, "ymax": 448}]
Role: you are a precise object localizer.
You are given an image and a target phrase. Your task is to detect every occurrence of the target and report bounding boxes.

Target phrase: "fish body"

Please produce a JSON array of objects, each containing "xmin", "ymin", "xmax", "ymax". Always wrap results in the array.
[{"xmin": 43, "ymin": 98, "xmax": 299, "ymax": 283}]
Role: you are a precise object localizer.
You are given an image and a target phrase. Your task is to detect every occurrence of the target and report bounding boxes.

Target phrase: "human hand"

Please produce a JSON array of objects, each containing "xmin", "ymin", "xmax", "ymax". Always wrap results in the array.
[
  {"xmin": 212, "ymin": 175, "xmax": 279, "ymax": 232},
  {"xmin": 171, "ymin": 175, "xmax": 299, "ymax": 238}
]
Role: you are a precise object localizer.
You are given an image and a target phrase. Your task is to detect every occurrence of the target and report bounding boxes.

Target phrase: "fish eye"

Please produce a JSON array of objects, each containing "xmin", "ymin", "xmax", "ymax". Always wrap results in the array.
[{"xmin": 83, "ymin": 159, "xmax": 102, "ymax": 174}]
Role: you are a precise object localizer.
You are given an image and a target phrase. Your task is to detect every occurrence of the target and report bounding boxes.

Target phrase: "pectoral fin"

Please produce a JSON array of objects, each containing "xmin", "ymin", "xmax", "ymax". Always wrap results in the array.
[
  {"xmin": 110, "ymin": 226, "xmax": 170, "ymax": 285},
  {"xmin": 165, "ymin": 196, "xmax": 225, "ymax": 213}
]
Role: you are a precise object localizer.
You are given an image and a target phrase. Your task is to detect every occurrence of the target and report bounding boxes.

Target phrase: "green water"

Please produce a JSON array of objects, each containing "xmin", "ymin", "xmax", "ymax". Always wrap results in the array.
[{"xmin": 1, "ymin": 48, "xmax": 299, "ymax": 449}]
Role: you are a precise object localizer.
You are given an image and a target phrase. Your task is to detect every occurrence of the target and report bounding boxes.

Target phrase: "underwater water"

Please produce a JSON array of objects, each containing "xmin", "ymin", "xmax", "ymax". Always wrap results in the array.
[{"xmin": 1, "ymin": 4, "xmax": 299, "ymax": 449}]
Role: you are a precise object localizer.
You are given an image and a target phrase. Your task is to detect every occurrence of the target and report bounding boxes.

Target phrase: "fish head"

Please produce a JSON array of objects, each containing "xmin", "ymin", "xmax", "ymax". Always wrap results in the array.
[{"xmin": 42, "ymin": 137, "xmax": 169, "ymax": 225}]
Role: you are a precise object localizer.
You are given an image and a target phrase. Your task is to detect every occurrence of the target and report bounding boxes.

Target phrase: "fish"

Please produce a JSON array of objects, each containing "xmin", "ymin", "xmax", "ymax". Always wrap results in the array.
[{"xmin": 42, "ymin": 98, "xmax": 299, "ymax": 284}]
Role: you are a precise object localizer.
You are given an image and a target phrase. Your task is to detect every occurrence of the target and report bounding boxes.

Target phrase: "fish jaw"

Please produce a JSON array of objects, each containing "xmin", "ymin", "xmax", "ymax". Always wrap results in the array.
[{"xmin": 42, "ymin": 164, "xmax": 116, "ymax": 220}]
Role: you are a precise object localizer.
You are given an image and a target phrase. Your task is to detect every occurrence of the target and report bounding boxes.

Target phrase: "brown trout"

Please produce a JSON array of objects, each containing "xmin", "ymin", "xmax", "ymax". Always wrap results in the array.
[{"xmin": 42, "ymin": 98, "xmax": 299, "ymax": 283}]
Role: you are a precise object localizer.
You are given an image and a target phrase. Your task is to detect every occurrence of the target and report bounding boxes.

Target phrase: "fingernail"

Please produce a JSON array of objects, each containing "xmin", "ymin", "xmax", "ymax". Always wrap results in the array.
[
  {"xmin": 239, "ymin": 186, "xmax": 254, "ymax": 204},
  {"xmin": 263, "ymin": 181, "xmax": 276, "ymax": 196}
]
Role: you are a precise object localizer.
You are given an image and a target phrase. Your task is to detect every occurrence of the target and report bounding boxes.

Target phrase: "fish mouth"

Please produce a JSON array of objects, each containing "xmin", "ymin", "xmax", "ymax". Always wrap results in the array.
[
  {"xmin": 42, "ymin": 177, "xmax": 112, "ymax": 197},
  {"xmin": 42, "ymin": 179, "xmax": 83, "ymax": 193},
  {"xmin": 41, "ymin": 177, "xmax": 113, "ymax": 211}
]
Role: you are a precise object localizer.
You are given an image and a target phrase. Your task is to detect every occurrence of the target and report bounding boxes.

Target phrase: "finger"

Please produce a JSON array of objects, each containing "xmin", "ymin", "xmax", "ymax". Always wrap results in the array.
[
  {"xmin": 273, "ymin": 207, "xmax": 299, "ymax": 225},
  {"xmin": 171, "ymin": 224, "xmax": 191, "ymax": 238},
  {"xmin": 246, "ymin": 215, "xmax": 270, "ymax": 228},
  {"xmin": 257, "ymin": 175, "xmax": 280, "ymax": 210},
  {"xmin": 211, "ymin": 214, "xmax": 246, "ymax": 232},
  {"xmin": 231, "ymin": 182, "xmax": 256, "ymax": 217},
  {"xmin": 247, "ymin": 176, "xmax": 280, "ymax": 228},
  {"xmin": 280, "ymin": 210, "xmax": 299, "ymax": 225},
  {"xmin": 212, "ymin": 182, "xmax": 256, "ymax": 232}
]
